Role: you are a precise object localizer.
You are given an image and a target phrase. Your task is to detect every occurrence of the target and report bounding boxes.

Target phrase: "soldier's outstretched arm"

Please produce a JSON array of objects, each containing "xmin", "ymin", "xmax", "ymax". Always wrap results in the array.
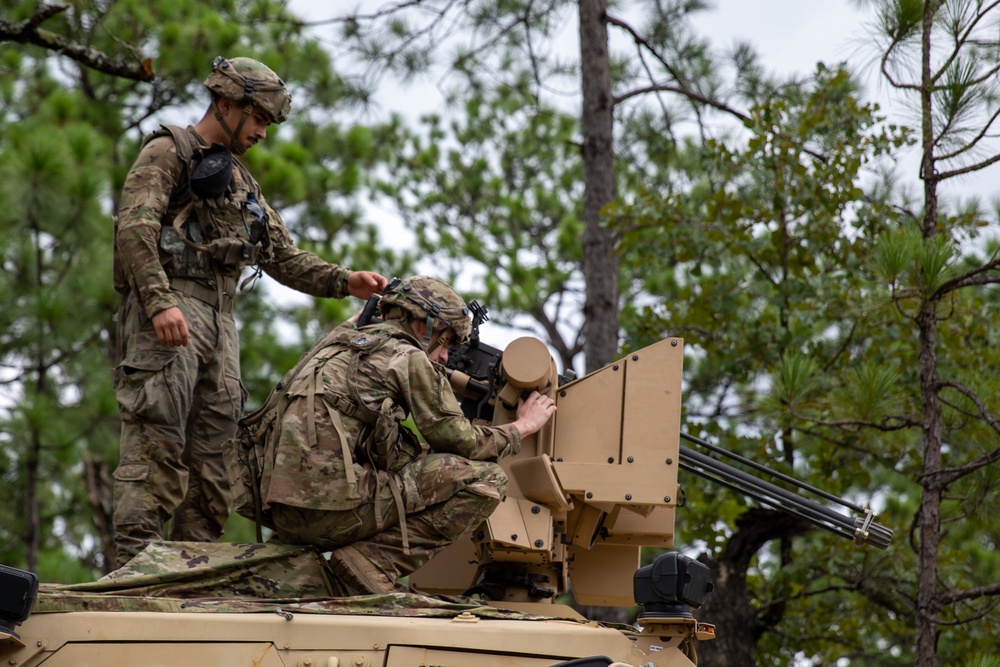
[{"xmin": 347, "ymin": 271, "xmax": 388, "ymax": 300}]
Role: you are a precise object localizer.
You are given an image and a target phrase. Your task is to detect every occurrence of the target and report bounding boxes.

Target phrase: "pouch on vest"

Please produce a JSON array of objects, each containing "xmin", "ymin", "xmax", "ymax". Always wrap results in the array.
[
  {"xmin": 223, "ymin": 407, "xmax": 277, "ymax": 533},
  {"xmin": 206, "ymin": 236, "xmax": 262, "ymax": 267},
  {"xmin": 368, "ymin": 397, "xmax": 421, "ymax": 473},
  {"xmin": 160, "ymin": 212, "xmax": 213, "ymax": 280},
  {"xmin": 190, "ymin": 143, "xmax": 234, "ymax": 199}
]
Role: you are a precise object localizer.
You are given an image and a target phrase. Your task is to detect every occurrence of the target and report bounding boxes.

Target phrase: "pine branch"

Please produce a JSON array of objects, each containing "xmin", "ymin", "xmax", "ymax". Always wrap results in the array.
[
  {"xmin": 937, "ymin": 582, "xmax": 1000, "ymax": 606},
  {"xmin": 0, "ymin": 3, "xmax": 154, "ymax": 82}
]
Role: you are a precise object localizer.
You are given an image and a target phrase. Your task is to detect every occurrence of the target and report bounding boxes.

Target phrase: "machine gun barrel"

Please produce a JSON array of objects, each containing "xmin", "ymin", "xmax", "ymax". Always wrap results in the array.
[
  {"xmin": 445, "ymin": 369, "xmax": 490, "ymax": 400},
  {"xmin": 678, "ymin": 435, "xmax": 892, "ymax": 550},
  {"xmin": 681, "ymin": 432, "xmax": 865, "ymax": 511}
]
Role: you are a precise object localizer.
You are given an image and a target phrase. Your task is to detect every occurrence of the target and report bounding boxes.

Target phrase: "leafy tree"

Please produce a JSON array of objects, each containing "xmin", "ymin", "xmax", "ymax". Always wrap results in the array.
[
  {"xmin": 370, "ymin": 86, "xmax": 586, "ymax": 371},
  {"xmin": 616, "ymin": 1, "xmax": 1000, "ymax": 660},
  {"xmin": 1, "ymin": 0, "xmax": 401, "ymax": 577},
  {"xmin": 847, "ymin": 1, "xmax": 1000, "ymax": 664},
  {"xmin": 613, "ymin": 63, "xmax": 915, "ymax": 665},
  {"xmin": 315, "ymin": 2, "xmax": 943, "ymax": 660},
  {"xmin": 324, "ymin": 0, "xmax": 736, "ymax": 373},
  {"xmin": 0, "ymin": 117, "xmax": 119, "ymax": 579}
]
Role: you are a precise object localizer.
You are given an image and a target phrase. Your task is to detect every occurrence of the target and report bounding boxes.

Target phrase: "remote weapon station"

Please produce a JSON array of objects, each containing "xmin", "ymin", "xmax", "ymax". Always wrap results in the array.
[{"xmin": 0, "ymin": 297, "xmax": 891, "ymax": 667}]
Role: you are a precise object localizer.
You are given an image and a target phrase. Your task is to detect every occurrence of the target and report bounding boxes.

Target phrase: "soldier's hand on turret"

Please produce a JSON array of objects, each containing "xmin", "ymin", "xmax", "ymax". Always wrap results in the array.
[
  {"xmin": 152, "ymin": 306, "xmax": 190, "ymax": 347},
  {"xmin": 347, "ymin": 271, "xmax": 388, "ymax": 300},
  {"xmin": 511, "ymin": 391, "xmax": 557, "ymax": 437}
]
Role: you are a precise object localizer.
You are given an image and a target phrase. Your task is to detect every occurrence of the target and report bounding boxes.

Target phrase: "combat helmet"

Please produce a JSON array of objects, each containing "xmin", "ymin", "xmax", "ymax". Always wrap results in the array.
[
  {"xmin": 379, "ymin": 276, "xmax": 472, "ymax": 351},
  {"xmin": 204, "ymin": 56, "xmax": 291, "ymax": 123}
]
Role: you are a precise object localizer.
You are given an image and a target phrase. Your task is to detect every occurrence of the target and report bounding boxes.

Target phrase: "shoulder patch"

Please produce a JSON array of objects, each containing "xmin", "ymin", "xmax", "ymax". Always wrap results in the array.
[{"xmin": 351, "ymin": 335, "xmax": 375, "ymax": 348}]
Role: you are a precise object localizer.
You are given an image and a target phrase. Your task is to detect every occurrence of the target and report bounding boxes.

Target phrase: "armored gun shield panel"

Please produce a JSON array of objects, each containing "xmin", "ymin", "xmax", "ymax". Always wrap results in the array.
[{"xmin": 550, "ymin": 337, "xmax": 683, "ymax": 510}]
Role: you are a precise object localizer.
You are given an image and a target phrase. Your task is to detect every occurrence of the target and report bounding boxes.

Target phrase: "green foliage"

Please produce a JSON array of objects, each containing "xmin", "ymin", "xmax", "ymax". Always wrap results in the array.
[
  {"xmin": 3, "ymin": 3, "xmax": 999, "ymax": 665},
  {"xmin": 961, "ymin": 659, "xmax": 1000, "ymax": 667},
  {"xmin": 613, "ymin": 63, "xmax": 930, "ymax": 663},
  {"xmin": 613, "ymin": 4, "xmax": 1000, "ymax": 657},
  {"xmin": 0, "ymin": 0, "xmax": 401, "ymax": 577},
  {"xmin": 0, "ymin": 112, "xmax": 118, "ymax": 578},
  {"xmin": 371, "ymin": 83, "xmax": 586, "ymax": 369}
]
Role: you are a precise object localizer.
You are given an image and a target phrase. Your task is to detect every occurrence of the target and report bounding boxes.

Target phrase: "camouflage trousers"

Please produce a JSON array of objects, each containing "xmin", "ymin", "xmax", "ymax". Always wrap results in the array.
[
  {"xmin": 269, "ymin": 452, "xmax": 508, "ymax": 586},
  {"xmin": 112, "ymin": 290, "xmax": 243, "ymax": 567}
]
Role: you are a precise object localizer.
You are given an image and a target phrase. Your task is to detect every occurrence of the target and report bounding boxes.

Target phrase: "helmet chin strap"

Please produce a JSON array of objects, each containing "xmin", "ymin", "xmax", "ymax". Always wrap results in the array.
[
  {"xmin": 422, "ymin": 305, "xmax": 441, "ymax": 350},
  {"xmin": 211, "ymin": 98, "xmax": 253, "ymax": 156},
  {"xmin": 428, "ymin": 328, "xmax": 454, "ymax": 355}
]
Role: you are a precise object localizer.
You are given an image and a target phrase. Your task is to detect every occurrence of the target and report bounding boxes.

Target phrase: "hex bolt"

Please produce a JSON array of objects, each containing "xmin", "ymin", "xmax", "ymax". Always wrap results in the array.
[
  {"xmin": 625, "ymin": 493, "xmax": 632, "ymax": 501},
  {"xmin": 560, "ymin": 390, "xmax": 566, "ymax": 397},
  {"xmin": 511, "ymin": 534, "xmax": 518, "ymax": 540},
  {"xmin": 586, "ymin": 492, "xmax": 593, "ymax": 499},
  {"xmin": 671, "ymin": 340, "xmax": 678, "ymax": 346},
  {"xmin": 612, "ymin": 364, "xmax": 619, "ymax": 371},
  {"xmin": 531, "ymin": 505, "xmax": 541, "ymax": 514},
  {"xmin": 632, "ymin": 354, "xmax": 638, "ymax": 361},
  {"xmin": 627, "ymin": 456, "xmax": 634, "ymax": 463},
  {"xmin": 607, "ymin": 457, "xmax": 614, "ymax": 464},
  {"xmin": 534, "ymin": 539, "xmax": 544, "ymax": 548},
  {"xmin": 664, "ymin": 496, "xmax": 671, "ymax": 503},
  {"xmin": 666, "ymin": 458, "xmax": 673, "ymax": 465}
]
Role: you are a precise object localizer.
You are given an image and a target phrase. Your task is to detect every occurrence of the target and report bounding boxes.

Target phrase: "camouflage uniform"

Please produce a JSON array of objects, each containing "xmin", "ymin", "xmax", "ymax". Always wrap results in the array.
[
  {"xmin": 261, "ymin": 280, "xmax": 520, "ymax": 593},
  {"xmin": 112, "ymin": 58, "xmax": 354, "ymax": 567}
]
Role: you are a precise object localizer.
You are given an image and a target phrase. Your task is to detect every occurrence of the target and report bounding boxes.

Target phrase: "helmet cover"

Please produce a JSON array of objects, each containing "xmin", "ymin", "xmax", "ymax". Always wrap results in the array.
[
  {"xmin": 379, "ymin": 276, "xmax": 472, "ymax": 345},
  {"xmin": 203, "ymin": 56, "xmax": 291, "ymax": 123}
]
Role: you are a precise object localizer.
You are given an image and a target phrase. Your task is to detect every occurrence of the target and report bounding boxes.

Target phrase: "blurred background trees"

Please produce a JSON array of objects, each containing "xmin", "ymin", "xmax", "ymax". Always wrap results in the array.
[{"xmin": 3, "ymin": 1, "xmax": 1000, "ymax": 665}]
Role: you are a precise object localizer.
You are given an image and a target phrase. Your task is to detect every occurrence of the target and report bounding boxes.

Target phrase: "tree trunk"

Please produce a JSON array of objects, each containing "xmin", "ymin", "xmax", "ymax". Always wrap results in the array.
[
  {"xmin": 84, "ymin": 455, "xmax": 117, "ymax": 574},
  {"xmin": 915, "ymin": 304, "xmax": 942, "ymax": 666},
  {"xmin": 914, "ymin": 4, "xmax": 942, "ymax": 665},
  {"xmin": 696, "ymin": 509, "xmax": 812, "ymax": 666},
  {"xmin": 25, "ymin": 429, "xmax": 41, "ymax": 573},
  {"xmin": 578, "ymin": 0, "xmax": 619, "ymax": 372}
]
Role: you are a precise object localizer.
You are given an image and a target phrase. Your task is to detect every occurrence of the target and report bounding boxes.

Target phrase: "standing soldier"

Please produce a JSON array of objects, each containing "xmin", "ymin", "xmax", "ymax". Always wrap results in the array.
[
  {"xmin": 257, "ymin": 276, "xmax": 557, "ymax": 595},
  {"xmin": 112, "ymin": 56, "xmax": 387, "ymax": 567}
]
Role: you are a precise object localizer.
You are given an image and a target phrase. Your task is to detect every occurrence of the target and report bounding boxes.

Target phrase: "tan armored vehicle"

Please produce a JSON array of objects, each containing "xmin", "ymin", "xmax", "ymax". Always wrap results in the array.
[{"xmin": 0, "ymin": 304, "xmax": 891, "ymax": 667}]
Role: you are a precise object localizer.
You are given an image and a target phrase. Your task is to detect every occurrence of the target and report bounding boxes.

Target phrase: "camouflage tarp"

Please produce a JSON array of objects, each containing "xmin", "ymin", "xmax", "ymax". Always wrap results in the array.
[
  {"xmin": 34, "ymin": 541, "xmax": 586, "ymax": 623},
  {"xmin": 49, "ymin": 542, "xmax": 336, "ymax": 598}
]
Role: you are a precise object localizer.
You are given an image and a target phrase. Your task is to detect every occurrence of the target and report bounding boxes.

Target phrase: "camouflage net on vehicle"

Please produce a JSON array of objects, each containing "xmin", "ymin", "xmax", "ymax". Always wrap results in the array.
[{"xmin": 34, "ymin": 541, "xmax": 584, "ymax": 622}]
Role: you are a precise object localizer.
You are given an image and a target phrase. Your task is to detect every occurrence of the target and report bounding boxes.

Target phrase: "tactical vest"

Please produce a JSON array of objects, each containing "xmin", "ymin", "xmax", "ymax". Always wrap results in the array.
[
  {"xmin": 113, "ymin": 125, "xmax": 272, "ymax": 297},
  {"xmin": 223, "ymin": 325, "xmax": 420, "ymax": 540}
]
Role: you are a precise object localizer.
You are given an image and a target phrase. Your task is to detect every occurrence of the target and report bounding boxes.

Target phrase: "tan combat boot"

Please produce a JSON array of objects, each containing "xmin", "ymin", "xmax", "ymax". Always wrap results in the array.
[{"xmin": 327, "ymin": 545, "xmax": 396, "ymax": 595}]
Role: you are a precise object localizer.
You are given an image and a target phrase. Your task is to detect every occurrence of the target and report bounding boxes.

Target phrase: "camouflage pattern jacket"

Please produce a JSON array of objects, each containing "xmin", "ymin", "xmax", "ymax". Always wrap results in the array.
[
  {"xmin": 114, "ymin": 125, "xmax": 351, "ymax": 318},
  {"xmin": 260, "ymin": 319, "xmax": 522, "ymax": 512}
]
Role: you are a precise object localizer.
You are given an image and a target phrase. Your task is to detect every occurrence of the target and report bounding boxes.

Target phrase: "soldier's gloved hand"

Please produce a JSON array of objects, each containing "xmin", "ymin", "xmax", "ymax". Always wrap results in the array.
[
  {"xmin": 152, "ymin": 306, "xmax": 190, "ymax": 347},
  {"xmin": 347, "ymin": 271, "xmax": 388, "ymax": 300}
]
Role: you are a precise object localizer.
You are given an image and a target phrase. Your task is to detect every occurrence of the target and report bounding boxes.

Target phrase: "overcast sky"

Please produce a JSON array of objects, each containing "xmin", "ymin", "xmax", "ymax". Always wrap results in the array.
[
  {"xmin": 298, "ymin": 1, "xmax": 993, "ymax": 203},
  {"xmin": 293, "ymin": 1, "xmax": 872, "ymax": 105},
  {"xmin": 691, "ymin": 1, "xmax": 867, "ymax": 77}
]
